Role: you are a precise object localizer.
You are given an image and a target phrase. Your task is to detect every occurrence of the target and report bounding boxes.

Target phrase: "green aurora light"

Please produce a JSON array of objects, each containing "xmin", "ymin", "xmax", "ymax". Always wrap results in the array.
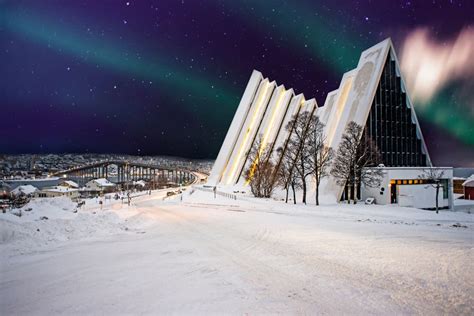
[
  {"xmin": 224, "ymin": 0, "xmax": 474, "ymax": 146},
  {"xmin": 1, "ymin": 9, "xmax": 241, "ymax": 125}
]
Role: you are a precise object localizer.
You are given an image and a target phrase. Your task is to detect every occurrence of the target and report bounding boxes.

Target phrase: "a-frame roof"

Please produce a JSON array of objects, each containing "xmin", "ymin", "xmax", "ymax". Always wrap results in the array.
[{"xmin": 320, "ymin": 38, "xmax": 432, "ymax": 202}]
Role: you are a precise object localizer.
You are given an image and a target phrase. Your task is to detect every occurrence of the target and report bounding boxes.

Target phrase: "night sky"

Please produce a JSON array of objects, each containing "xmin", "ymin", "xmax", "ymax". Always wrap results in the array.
[{"xmin": 1, "ymin": 1, "xmax": 473, "ymax": 166}]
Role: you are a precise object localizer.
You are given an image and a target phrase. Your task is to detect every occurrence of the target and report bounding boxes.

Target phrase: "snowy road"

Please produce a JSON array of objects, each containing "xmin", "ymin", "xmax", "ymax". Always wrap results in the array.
[{"xmin": 1, "ymin": 191, "xmax": 473, "ymax": 315}]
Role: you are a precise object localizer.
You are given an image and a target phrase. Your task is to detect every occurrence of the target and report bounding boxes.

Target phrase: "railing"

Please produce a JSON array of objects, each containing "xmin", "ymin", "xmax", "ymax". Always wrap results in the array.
[{"xmin": 193, "ymin": 186, "xmax": 237, "ymax": 200}]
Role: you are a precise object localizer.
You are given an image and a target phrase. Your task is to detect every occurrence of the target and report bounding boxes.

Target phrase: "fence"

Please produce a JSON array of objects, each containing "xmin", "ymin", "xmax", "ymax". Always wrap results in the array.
[{"xmin": 193, "ymin": 186, "xmax": 237, "ymax": 200}]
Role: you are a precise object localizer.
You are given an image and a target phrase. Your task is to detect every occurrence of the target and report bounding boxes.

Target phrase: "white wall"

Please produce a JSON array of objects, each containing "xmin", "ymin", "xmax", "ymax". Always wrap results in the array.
[
  {"xmin": 398, "ymin": 184, "xmax": 447, "ymax": 209},
  {"xmin": 361, "ymin": 178, "xmax": 390, "ymax": 205},
  {"xmin": 361, "ymin": 167, "xmax": 453, "ymax": 209},
  {"xmin": 86, "ymin": 181, "xmax": 100, "ymax": 191}
]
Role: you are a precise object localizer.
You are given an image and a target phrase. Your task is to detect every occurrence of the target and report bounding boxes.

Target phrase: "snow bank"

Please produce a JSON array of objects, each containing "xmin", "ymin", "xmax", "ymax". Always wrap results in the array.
[
  {"xmin": 0, "ymin": 196, "xmax": 150, "ymax": 256},
  {"xmin": 1, "ymin": 189, "xmax": 473, "ymax": 314},
  {"xmin": 186, "ymin": 188, "xmax": 474, "ymax": 229},
  {"xmin": 3, "ymin": 196, "xmax": 77, "ymax": 222}
]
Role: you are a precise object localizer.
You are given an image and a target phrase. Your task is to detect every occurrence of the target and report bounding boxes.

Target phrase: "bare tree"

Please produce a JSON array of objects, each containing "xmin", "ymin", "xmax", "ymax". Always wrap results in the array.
[
  {"xmin": 286, "ymin": 111, "xmax": 314, "ymax": 204},
  {"xmin": 354, "ymin": 131, "xmax": 384, "ymax": 197},
  {"xmin": 419, "ymin": 168, "xmax": 445, "ymax": 214},
  {"xmin": 307, "ymin": 116, "xmax": 334, "ymax": 205},
  {"xmin": 244, "ymin": 135, "xmax": 277, "ymax": 198},
  {"xmin": 331, "ymin": 121, "xmax": 383, "ymax": 204},
  {"xmin": 276, "ymin": 146, "xmax": 301, "ymax": 204}
]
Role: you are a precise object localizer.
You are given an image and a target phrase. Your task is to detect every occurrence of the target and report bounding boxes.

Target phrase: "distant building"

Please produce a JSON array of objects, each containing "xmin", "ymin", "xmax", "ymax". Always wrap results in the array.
[
  {"xmin": 86, "ymin": 178, "xmax": 116, "ymax": 193},
  {"xmin": 11, "ymin": 185, "xmax": 39, "ymax": 196},
  {"xmin": 37, "ymin": 186, "xmax": 80, "ymax": 200},
  {"xmin": 59, "ymin": 180, "xmax": 80, "ymax": 189},
  {"xmin": 3, "ymin": 177, "xmax": 60, "ymax": 190},
  {"xmin": 462, "ymin": 176, "xmax": 474, "ymax": 200}
]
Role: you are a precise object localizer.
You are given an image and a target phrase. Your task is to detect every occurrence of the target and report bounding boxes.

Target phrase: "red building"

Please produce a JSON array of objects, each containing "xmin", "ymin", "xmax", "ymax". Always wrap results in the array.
[{"xmin": 463, "ymin": 176, "xmax": 474, "ymax": 200}]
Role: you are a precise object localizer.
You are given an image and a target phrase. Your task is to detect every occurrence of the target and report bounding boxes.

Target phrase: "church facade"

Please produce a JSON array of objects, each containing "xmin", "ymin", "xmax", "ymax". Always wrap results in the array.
[{"xmin": 207, "ymin": 38, "xmax": 452, "ymax": 208}]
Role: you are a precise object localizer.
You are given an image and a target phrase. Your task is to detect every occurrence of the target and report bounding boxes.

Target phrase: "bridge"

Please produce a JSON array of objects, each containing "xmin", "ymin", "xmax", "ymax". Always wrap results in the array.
[{"xmin": 52, "ymin": 160, "xmax": 197, "ymax": 187}]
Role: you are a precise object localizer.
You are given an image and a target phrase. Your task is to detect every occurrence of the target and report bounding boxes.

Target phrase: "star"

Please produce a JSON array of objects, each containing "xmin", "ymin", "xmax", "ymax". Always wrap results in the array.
[{"xmin": 2, "ymin": 0, "xmax": 471, "ymax": 164}]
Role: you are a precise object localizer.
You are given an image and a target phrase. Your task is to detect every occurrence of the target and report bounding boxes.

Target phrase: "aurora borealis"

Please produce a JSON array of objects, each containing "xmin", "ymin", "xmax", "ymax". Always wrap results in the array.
[{"xmin": 1, "ymin": 0, "xmax": 473, "ymax": 166}]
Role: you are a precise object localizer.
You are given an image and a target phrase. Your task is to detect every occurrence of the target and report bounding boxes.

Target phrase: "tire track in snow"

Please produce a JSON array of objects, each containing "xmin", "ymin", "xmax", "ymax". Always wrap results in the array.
[{"xmin": 143, "ymin": 205, "xmax": 402, "ymax": 314}]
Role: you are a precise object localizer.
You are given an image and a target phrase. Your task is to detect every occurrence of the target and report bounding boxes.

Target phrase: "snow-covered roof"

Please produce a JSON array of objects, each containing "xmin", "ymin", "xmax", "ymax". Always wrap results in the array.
[
  {"xmin": 43, "ymin": 186, "xmax": 79, "ymax": 193},
  {"xmin": 462, "ymin": 175, "xmax": 474, "ymax": 187},
  {"xmin": 90, "ymin": 178, "xmax": 116, "ymax": 187},
  {"xmin": 5, "ymin": 177, "xmax": 60, "ymax": 182},
  {"xmin": 133, "ymin": 180, "xmax": 147, "ymax": 187},
  {"xmin": 11, "ymin": 185, "xmax": 38, "ymax": 195},
  {"xmin": 60, "ymin": 180, "xmax": 79, "ymax": 188}
]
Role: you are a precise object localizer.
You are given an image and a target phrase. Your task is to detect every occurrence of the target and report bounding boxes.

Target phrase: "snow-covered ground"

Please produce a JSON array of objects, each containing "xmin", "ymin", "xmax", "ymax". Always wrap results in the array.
[
  {"xmin": 1, "ymin": 189, "xmax": 473, "ymax": 315},
  {"xmin": 454, "ymin": 198, "xmax": 474, "ymax": 212}
]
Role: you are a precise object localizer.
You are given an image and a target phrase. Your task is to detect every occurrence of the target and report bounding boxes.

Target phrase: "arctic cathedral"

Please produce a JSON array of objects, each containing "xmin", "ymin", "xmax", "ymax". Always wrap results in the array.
[{"xmin": 208, "ymin": 38, "xmax": 451, "ymax": 206}]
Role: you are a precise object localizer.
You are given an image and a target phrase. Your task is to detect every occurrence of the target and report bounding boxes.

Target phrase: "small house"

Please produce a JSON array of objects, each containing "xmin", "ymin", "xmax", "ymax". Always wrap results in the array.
[
  {"xmin": 11, "ymin": 185, "xmax": 39, "ymax": 197},
  {"xmin": 59, "ymin": 180, "xmax": 80, "ymax": 189},
  {"xmin": 37, "ymin": 186, "xmax": 80, "ymax": 200},
  {"xmin": 462, "ymin": 176, "xmax": 474, "ymax": 200},
  {"xmin": 86, "ymin": 178, "xmax": 116, "ymax": 193}
]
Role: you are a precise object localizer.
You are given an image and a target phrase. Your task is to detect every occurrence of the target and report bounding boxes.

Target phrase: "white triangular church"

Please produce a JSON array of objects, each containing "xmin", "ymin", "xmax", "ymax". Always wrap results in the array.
[{"xmin": 208, "ymin": 38, "xmax": 442, "ymax": 204}]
